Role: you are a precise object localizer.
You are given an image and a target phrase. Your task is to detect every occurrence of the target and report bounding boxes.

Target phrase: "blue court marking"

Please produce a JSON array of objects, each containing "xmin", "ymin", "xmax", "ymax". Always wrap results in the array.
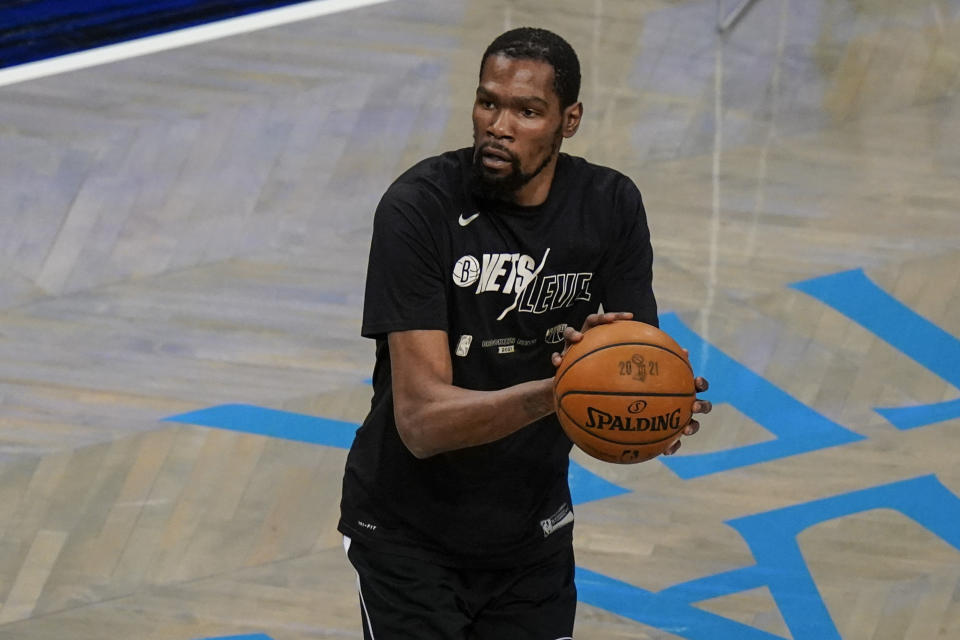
[
  {"xmin": 875, "ymin": 397, "xmax": 960, "ymax": 429},
  {"xmin": 165, "ymin": 403, "xmax": 358, "ymax": 448},
  {"xmin": 791, "ymin": 268, "xmax": 960, "ymax": 430},
  {"xmin": 579, "ymin": 474, "xmax": 960, "ymax": 639},
  {"xmin": 568, "ymin": 460, "xmax": 631, "ymax": 504},
  {"xmin": 576, "ymin": 566, "xmax": 786, "ymax": 639},
  {"xmin": 198, "ymin": 635, "xmax": 273, "ymax": 640},
  {"xmin": 657, "ymin": 313, "xmax": 864, "ymax": 479},
  {"xmin": 164, "ymin": 404, "xmax": 630, "ymax": 505}
]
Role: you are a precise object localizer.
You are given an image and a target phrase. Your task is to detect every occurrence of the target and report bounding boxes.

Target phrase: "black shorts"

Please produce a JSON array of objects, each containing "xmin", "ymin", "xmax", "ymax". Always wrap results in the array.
[{"xmin": 344, "ymin": 537, "xmax": 577, "ymax": 640}]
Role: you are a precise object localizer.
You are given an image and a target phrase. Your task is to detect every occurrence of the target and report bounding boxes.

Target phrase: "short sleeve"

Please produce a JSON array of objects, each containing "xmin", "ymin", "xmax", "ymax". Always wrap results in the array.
[
  {"xmin": 361, "ymin": 184, "xmax": 448, "ymax": 339},
  {"xmin": 601, "ymin": 178, "xmax": 659, "ymax": 327}
]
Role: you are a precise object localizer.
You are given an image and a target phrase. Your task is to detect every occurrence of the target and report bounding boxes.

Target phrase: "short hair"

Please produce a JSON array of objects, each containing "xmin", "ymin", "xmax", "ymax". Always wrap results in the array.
[{"xmin": 481, "ymin": 27, "xmax": 581, "ymax": 109}]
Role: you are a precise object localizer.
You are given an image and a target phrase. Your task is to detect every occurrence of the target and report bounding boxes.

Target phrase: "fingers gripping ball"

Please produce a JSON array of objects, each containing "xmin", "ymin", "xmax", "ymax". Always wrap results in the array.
[{"xmin": 554, "ymin": 321, "xmax": 695, "ymax": 464}]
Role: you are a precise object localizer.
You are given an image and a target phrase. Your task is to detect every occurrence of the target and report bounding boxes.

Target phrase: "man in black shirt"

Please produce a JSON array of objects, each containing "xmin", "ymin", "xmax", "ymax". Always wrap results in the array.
[{"xmin": 339, "ymin": 27, "xmax": 710, "ymax": 639}]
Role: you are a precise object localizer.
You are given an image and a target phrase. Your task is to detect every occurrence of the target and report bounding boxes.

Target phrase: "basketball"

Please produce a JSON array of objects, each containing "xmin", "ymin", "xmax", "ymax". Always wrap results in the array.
[{"xmin": 554, "ymin": 320, "xmax": 696, "ymax": 464}]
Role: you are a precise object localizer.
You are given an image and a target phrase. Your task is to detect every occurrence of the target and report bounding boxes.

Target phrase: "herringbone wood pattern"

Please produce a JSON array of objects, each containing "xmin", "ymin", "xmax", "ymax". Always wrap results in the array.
[{"xmin": 1, "ymin": 0, "xmax": 959, "ymax": 638}]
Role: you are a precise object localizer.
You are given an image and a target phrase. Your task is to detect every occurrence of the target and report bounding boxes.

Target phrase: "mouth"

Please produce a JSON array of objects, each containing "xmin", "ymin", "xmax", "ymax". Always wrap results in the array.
[{"xmin": 479, "ymin": 144, "xmax": 514, "ymax": 171}]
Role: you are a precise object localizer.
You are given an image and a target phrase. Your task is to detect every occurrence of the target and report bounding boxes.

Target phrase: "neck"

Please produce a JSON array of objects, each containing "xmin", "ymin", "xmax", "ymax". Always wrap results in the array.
[{"xmin": 511, "ymin": 154, "xmax": 559, "ymax": 207}]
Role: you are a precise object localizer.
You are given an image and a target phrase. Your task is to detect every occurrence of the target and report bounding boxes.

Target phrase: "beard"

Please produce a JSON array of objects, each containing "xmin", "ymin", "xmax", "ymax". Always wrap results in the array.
[{"xmin": 471, "ymin": 129, "xmax": 562, "ymax": 202}]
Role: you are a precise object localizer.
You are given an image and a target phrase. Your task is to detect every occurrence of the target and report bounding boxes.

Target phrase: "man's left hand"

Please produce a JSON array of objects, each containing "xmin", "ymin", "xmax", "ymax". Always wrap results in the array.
[{"xmin": 663, "ymin": 375, "xmax": 711, "ymax": 456}]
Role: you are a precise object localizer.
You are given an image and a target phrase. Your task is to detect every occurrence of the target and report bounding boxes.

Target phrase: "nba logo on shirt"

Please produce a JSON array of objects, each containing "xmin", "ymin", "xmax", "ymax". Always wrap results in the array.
[{"xmin": 455, "ymin": 335, "xmax": 473, "ymax": 357}]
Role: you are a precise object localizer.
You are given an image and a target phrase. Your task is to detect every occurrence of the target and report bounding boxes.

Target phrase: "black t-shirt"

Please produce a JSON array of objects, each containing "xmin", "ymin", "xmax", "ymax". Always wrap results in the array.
[{"xmin": 338, "ymin": 147, "xmax": 657, "ymax": 568}]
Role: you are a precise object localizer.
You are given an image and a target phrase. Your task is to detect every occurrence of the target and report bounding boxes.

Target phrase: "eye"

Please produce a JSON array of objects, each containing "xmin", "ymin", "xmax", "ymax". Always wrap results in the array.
[
  {"xmin": 478, "ymin": 99, "xmax": 495, "ymax": 110},
  {"xmin": 521, "ymin": 108, "xmax": 539, "ymax": 118}
]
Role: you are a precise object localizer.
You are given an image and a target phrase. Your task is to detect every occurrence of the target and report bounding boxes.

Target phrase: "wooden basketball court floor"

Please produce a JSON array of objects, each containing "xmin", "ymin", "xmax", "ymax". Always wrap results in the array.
[{"xmin": 1, "ymin": 0, "xmax": 959, "ymax": 638}]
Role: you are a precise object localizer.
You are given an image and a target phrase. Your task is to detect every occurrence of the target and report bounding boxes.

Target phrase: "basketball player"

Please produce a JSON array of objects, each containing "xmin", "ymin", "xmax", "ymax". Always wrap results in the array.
[{"xmin": 339, "ymin": 27, "xmax": 711, "ymax": 639}]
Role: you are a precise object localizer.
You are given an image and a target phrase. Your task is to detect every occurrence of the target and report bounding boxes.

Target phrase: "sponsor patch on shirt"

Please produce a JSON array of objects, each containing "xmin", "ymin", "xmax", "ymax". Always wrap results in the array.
[
  {"xmin": 540, "ymin": 502, "xmax": 574, "ymax": 537},
  {"xmin": 545, "ymin": 323, "xmax": 568, "ymax": 344}
]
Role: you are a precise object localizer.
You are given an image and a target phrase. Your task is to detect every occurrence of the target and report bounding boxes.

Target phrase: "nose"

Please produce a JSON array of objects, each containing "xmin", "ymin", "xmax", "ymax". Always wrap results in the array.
[{"xmin": 487, "ymin": 109, "xmax": 513, "ymax": 141}]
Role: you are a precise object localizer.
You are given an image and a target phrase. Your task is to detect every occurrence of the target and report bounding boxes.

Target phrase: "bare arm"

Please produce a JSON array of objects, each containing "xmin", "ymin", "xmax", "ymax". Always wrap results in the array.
[{"xmin": 389, "ymin": 330, "xmax": 555, "ymax": 459}]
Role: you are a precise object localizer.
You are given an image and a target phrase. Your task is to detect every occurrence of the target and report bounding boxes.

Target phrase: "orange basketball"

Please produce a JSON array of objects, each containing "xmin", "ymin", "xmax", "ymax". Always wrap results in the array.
[{"xmin": 554, "ymin": 320, "xmax": 696, "ymax": 464}]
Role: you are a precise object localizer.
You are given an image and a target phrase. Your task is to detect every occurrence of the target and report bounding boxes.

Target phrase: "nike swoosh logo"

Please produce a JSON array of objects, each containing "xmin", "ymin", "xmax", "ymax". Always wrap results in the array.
[{"xmin": 458, "ymin": 212, "xmax": 480, "ymax": 227}]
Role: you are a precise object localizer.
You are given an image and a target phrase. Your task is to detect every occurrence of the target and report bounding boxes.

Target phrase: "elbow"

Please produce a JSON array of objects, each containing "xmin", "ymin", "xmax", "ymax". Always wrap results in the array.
[
  {"xmin": 394, "ymin": 410, "xmax": 438, "ymax": 459},
  {"xmin": 402, "ymin": 434, "xmax": 435, "ymax": 460}
]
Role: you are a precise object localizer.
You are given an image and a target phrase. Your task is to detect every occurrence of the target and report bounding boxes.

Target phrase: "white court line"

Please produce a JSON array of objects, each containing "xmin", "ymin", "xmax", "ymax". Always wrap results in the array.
[{"xmin": 0, "ymin": 0, "xmax": 393, "ymax": 88}]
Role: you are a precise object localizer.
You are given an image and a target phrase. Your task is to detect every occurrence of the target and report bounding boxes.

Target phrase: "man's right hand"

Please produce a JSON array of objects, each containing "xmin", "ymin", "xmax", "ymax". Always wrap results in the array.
[{"xmin": 550, "ymin": 311, "xmax": 634, "ymax": 368}]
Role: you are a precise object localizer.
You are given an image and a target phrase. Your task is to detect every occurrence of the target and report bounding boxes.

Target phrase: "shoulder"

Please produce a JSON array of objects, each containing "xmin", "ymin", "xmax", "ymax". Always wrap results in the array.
[
  {"xmin": 561, "ymin": 154, "xmax": 640, "ymax": 197},
  {"xmin": 560, "ymin": 154, "xmax": 644, "ymax": 210},
  {"xmin": 372, "ymin": 150, "xmax": 471, "ymax": 244},
  {"xmin": 373, "ymin": 149, "xmax": 470, "ymax": 233},
  {"xmin": 385, "ymin": 148, "xmax": 470, "ymax": 206}
]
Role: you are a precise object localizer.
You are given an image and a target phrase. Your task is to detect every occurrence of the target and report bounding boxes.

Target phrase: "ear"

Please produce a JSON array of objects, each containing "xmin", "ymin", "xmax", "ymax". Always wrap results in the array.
[{"xmin": 562, "ymin": 102, "xmax": 583, "ymax": 138}]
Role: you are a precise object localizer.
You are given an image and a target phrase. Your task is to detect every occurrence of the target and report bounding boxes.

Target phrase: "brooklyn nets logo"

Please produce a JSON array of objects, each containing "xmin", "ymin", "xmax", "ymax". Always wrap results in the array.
[
  {"xmin": 452, "ymin": 255, "xmax": 481, "ymax": 287},
  {"xmin": 452, "ymin": 251, "xmax": 594, "ymax": 319}
]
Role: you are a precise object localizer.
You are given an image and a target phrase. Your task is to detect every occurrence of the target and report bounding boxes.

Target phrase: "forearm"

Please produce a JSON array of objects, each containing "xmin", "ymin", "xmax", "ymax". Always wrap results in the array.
[{"xmin": 394, "ymin": 377, "xmax": 556, "ymax": 458}]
